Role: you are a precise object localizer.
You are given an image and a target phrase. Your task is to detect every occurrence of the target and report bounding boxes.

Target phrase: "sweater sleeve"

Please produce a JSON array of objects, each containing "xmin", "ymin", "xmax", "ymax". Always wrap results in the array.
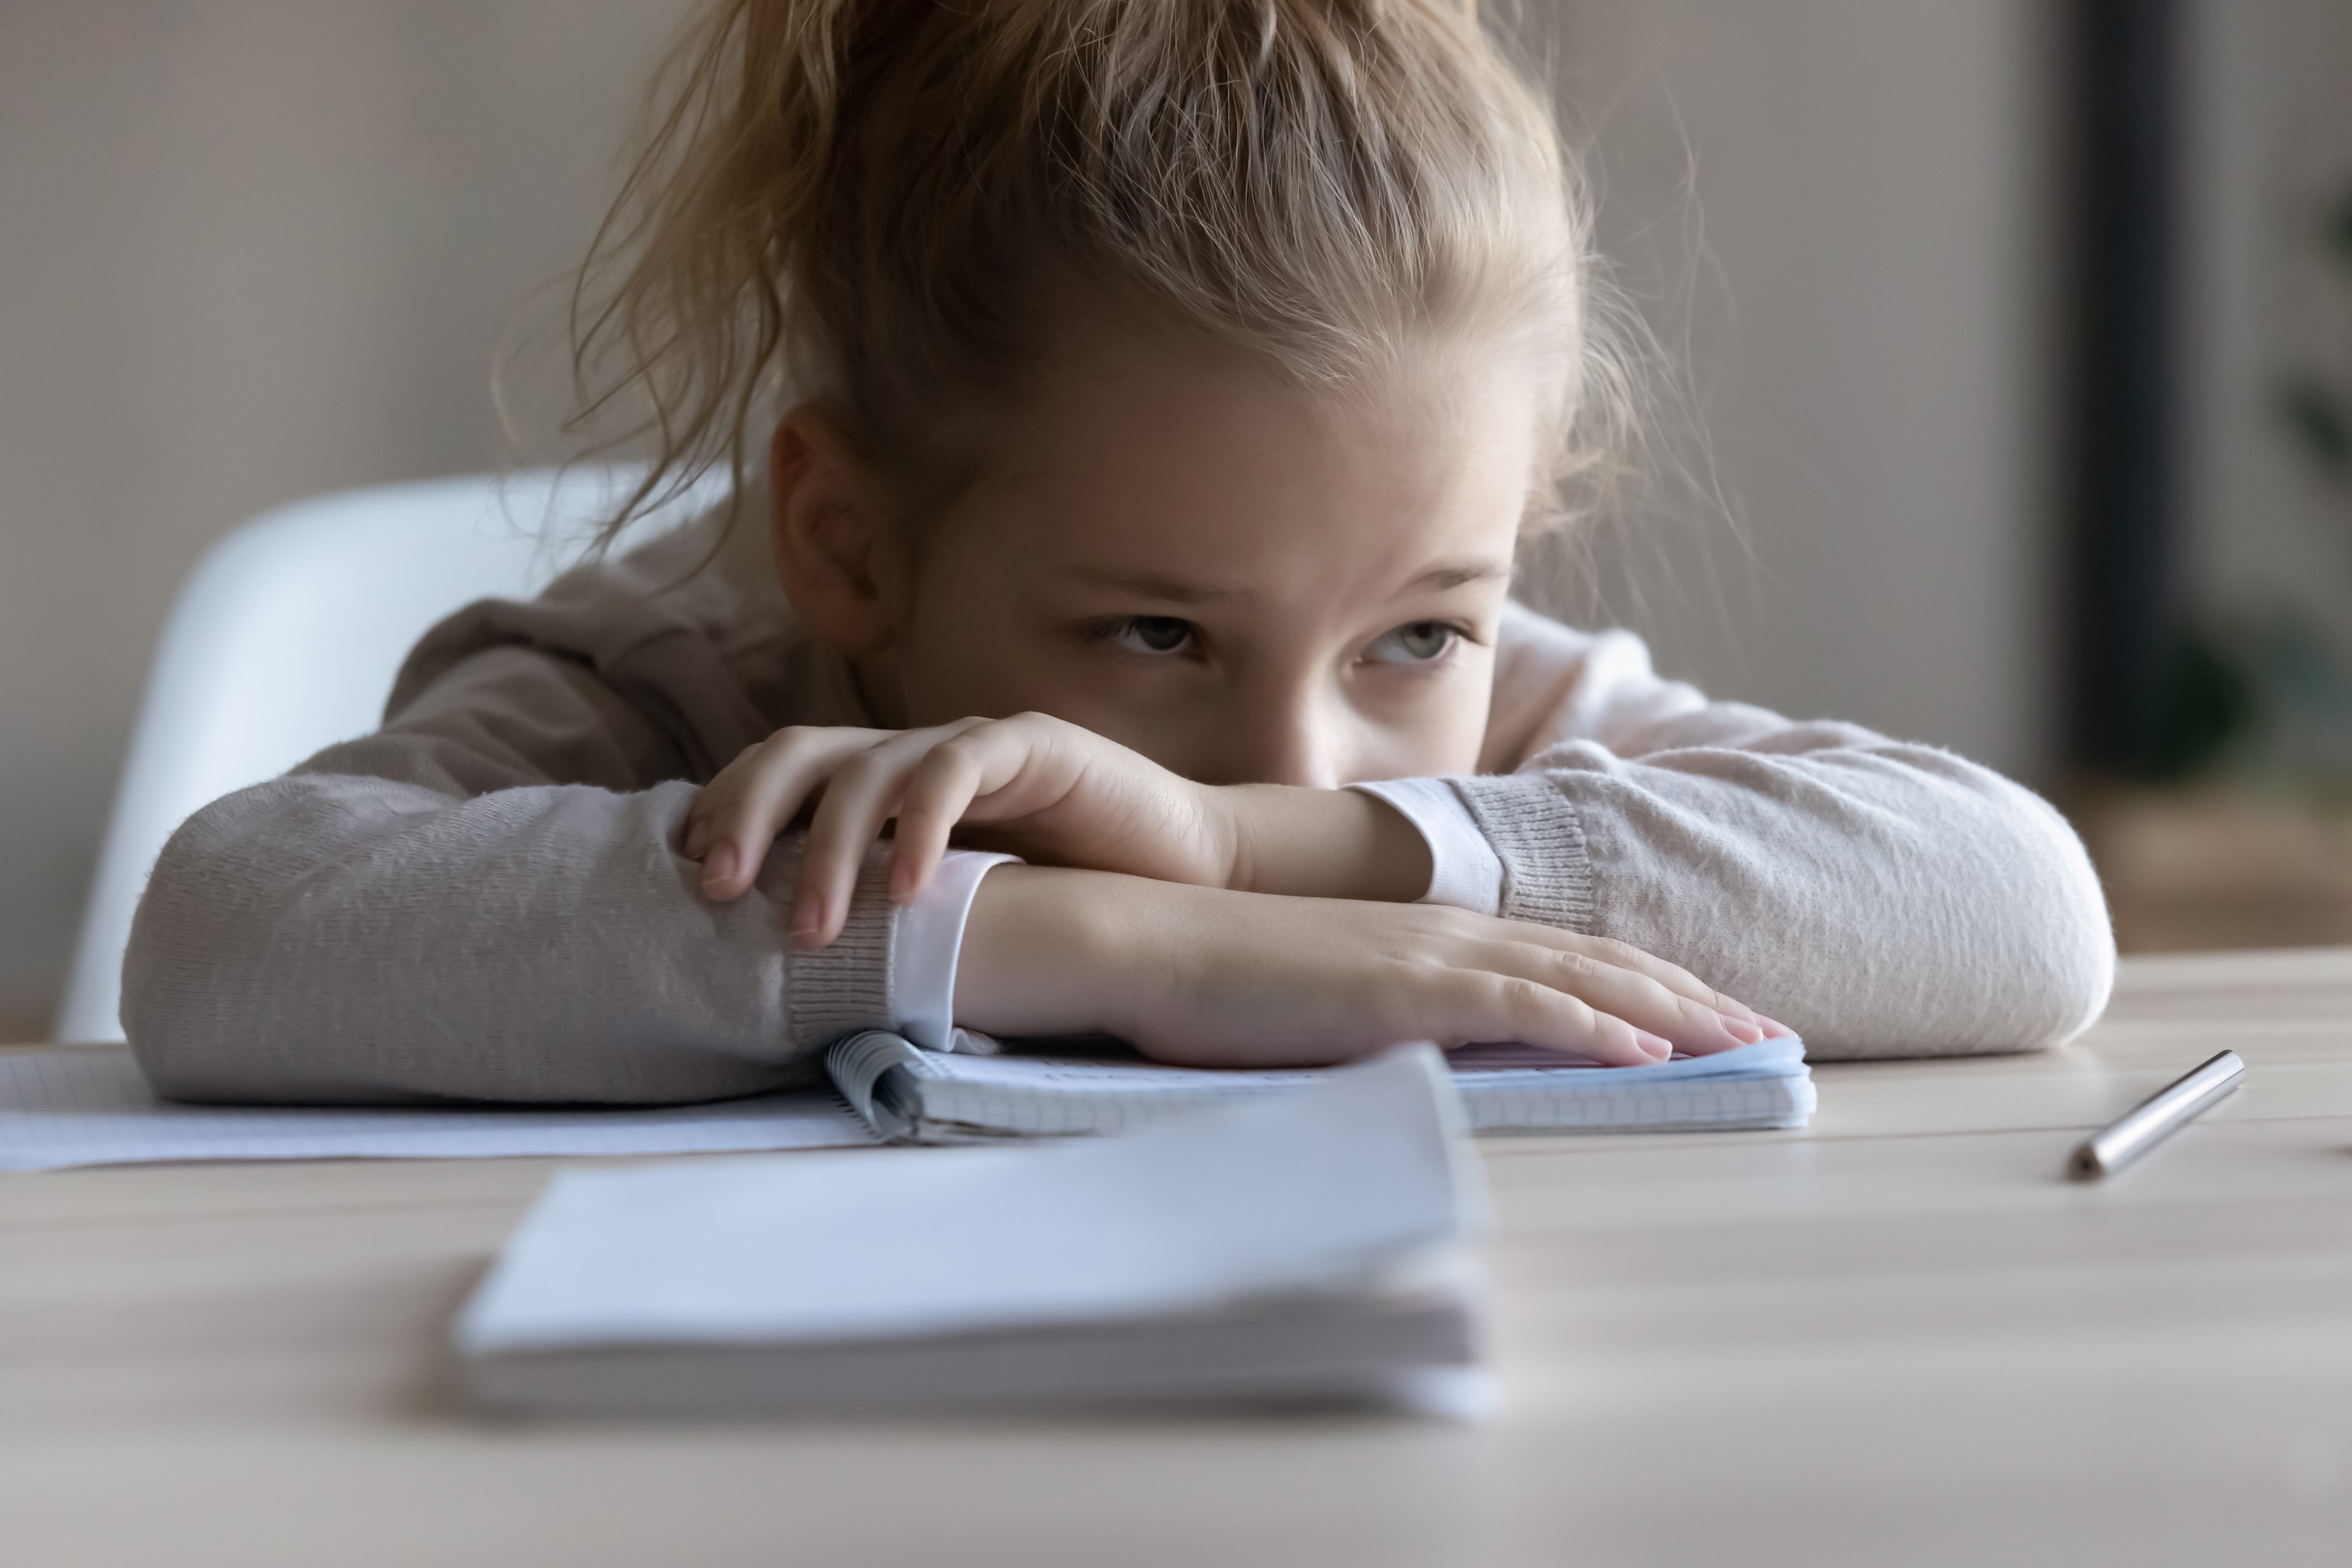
[
  {"xmin": 121, "ymin": 644, "xmax": 898, "ymax": 1104},
  {"xmin": 1446, "ymin": 608, "xmax": 2116, "ymax": 1059}
]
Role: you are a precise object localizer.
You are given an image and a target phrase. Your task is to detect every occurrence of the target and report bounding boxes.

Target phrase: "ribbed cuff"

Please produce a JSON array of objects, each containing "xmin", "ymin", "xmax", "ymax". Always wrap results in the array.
[
  {"xmin": 1446, "ymin": 776, "xmax": 1596, "ymax": 932},
  {"xmin": 781, "ymin": 843, "xmax": 897, "ymax": 1051}
]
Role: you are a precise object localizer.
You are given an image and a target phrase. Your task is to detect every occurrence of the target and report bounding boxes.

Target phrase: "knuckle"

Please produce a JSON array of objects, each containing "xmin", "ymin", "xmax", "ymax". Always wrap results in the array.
[
  {"xmin": 1547, "ymin": 950, "xmax": 1602, "ymax": 987},
  {"xmin": 1500, "ymin": 972, "xmax": 1590, "ymax": 1029},
  {"xmin": 1491, "ymin": 975, "xmax": 1550, "ymax": 1017},
  {"xmin": 1013, "ymin": 711, "xmax": 1078, "ymax": 751}
]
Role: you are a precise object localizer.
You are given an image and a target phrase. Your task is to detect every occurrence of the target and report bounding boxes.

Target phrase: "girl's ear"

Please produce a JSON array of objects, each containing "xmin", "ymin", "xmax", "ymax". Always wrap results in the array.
[{"xmin": 768, "ymin": 407, "xmax": 904, "ymax": 656}]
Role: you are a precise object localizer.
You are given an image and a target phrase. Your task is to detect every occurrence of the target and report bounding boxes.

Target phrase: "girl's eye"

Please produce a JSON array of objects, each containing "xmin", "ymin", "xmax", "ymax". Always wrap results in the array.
[
  {"xmin": 1108, "ymin": 616, "xmax": 1197, "ymax": 656},
  {"xmin": 1366, "ymin": 621, "xmax": 1459, "ymax": 665}
]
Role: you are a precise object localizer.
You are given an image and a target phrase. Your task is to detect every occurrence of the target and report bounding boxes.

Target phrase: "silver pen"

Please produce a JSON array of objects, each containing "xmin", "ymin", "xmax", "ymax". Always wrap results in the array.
[{"xmin": 2070, "ymin": 1050, "xmax": 2245, "ymax": 1179}]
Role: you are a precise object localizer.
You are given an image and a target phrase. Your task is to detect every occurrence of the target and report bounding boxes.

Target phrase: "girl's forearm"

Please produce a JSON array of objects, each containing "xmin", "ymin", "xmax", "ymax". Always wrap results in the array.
[
  {"xmin": 1216, "ymin": 785, "xmax": 1431, "ymax": 903},
  {"xmin": 949, "ymin": 862, "xmax": 1765, "ymax": 1069},
  {"xmin": 952, "ymin": 864, "xmax": 1143, "ymax": 1039}
]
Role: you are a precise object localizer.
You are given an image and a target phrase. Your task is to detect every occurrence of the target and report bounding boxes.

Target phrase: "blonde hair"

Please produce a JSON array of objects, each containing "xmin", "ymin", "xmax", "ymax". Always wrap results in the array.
[{"xmin": 564, "ymin": 0, "xmax": 1627, "ymax": 539}]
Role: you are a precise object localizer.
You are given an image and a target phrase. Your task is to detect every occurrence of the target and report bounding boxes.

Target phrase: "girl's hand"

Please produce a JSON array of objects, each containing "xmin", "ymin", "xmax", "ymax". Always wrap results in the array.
[
  {"xmin": 953, "ymin": 866, "xmax": 1773, "ymax": 1068},
  {"xmin": 683, "ymin": 714, "xmax": 1233, "ymax": 947}
]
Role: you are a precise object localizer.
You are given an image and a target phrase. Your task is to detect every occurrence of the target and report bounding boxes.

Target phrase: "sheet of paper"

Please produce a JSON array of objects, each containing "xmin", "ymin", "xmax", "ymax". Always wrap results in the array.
[
  {"xmin": 457, "ymin": 1044, "xmax": 1476, "ymax": 1353},
  {"xmin": 0, "ymin": 1047, "xmax": 876, "ymax": 1172}
]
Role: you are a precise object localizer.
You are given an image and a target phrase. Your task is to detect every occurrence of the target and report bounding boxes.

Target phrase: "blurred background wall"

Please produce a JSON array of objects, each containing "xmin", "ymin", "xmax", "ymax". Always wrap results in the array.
[
  {"xmin": 0, "ymin": 2, "xmax": 696, "ymax": 1037},
  {"xmin": 1, "ymin": 1, "xmax": 2337, "ymax": 1038},
  {"xmin": 1529, "ymin": 0, "xmax": 2063, "ymax": 783}
]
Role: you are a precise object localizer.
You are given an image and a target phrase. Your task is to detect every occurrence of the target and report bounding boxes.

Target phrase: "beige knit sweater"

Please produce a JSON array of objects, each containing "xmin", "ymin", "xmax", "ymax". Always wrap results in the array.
[{"xmin": 122, "ymin": 504, "xmax": 2116, "ymax": 1104}]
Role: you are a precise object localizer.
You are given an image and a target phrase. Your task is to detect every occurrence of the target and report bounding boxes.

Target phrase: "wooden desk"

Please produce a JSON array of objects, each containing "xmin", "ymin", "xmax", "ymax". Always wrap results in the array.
[{"xmin": 7, "ymin": 950, "xmax": 2352, "ymax": 1566}]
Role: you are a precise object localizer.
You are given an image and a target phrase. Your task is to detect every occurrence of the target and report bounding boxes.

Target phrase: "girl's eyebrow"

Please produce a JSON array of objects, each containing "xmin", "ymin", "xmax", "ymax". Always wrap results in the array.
[
  {"xmin": 1400, "ymin": 561, "xmax": 1512, "ymax": 595},
  {"xmin": 1064, "ymin": 567, "xmax": 1244, "ymax": 605},
  {"xmin": 1067, "ymin": 560, "xmax": 1510, "ymax": 604}
]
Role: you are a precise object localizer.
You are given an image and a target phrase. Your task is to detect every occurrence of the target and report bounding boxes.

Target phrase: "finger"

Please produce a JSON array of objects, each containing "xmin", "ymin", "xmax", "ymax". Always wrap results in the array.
[
  {"xmin": 681, "ymin": 757, "xmax": 751, "ymax": 864},
  {"xmin": 1479, "ymin": 920, "xmax": 1765, "ymax": 1029},
  {"xmin": 1427, "ymin": 970, "xmax": 1663, "ymax": 1068},
  {"xmin": 1577, "ymin": 937, "xmax": 1763, "ymax": 1029},
  {"xmin": 699, "ymin": 728, "xmax": 893, "ymax": 903},
  {"xmin": 886, "ymin": 717, "xmax": 1075, "ymax": 903},
  {"xmin": 1482, "ymin": 941, "xmax": 1759, "ymax": 1057},
  {"xmin": 888, "ymin": 741, "xmax": 993, "ymax": 905},
  {"xmin": 680, "ymin": 772, "xmax": 741, "ymax": 861},
  {"xmin": 681, "ymin": 775, "xmax": 737, "ymax": 880},
  {"xmin": 796, "ymin": 721, "xmax": 985, "ymax": 945},
  {"xmin": 1354, "ymin": 961, "xmax": 1659, "ymax": 1069}
]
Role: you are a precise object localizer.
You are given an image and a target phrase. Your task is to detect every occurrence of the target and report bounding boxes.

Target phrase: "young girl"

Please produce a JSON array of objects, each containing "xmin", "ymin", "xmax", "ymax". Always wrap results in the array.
[{"xmin": 122, "ymin": 0, "xmax": 2113, "ymax": 1104}]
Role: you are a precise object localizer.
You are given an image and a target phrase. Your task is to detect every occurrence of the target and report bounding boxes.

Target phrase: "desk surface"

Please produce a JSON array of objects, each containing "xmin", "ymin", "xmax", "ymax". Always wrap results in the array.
[{"xmin": 8, "ymin": 950, "xmax": 2352, "ymax": 1567}]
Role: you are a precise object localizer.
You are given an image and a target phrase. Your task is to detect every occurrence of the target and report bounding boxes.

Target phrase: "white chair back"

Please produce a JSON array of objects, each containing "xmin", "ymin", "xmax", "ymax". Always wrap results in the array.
[{"xmin": 54, "ymin": 467, "xmax": 726, "ymax": 1043}]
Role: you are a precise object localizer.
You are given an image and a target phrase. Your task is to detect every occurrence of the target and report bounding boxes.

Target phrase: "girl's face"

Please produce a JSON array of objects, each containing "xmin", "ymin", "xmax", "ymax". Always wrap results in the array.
[{"xmin": 851, "ymin": 344, "xmax": 1540, "ymax": 787}]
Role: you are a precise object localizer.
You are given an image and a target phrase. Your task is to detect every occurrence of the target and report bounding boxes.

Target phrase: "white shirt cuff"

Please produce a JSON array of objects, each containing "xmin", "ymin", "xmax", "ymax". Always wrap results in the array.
[
  {"xmin": 1347, "ymin": 778, "xmax": 1505, "ymax": 916},
  {"xmin": 888, "ymin": 849, "xmax": 1021, "ymax": 1052}
]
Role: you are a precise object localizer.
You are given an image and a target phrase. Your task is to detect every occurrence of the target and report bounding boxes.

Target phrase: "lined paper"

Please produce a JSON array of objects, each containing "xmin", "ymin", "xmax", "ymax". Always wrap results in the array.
[{"xmin": 0, "ymin": 1048, "xmax": 876, "ymax": 1172}]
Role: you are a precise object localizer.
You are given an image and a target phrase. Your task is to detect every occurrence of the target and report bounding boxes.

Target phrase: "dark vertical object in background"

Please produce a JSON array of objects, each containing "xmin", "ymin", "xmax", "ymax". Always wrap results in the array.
[{"xmin": 2068, "ymin": 0, "xmax": 2183, "ymax": 775}]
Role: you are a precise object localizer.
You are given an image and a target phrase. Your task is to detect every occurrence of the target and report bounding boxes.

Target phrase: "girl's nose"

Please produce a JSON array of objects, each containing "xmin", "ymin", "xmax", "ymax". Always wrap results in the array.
[{"xmin": 1222, "ymin": 692, "xmax": 1342, "ymax": 790}]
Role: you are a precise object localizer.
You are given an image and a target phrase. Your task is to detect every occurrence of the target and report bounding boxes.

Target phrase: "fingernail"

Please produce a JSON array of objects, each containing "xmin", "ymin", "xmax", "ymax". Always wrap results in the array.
[
  {"xmin": 701, "ymin": 843, "xmax": 737, "ymax": 892},
  {"xmin": 1756, "ymin": 1015, "xmax": 1794, "ymax": 1038},
  {"xmin": 791, "ymin": 890, "xmax": 824, "ymax": 944},
  {"xmin": 1720, "ymin": 1017, "xmax": 1762, "ymax": 1045},
  {"xmin": 1633, "ymin": 1029, "xmax": 1673, "ymax": 1061}
]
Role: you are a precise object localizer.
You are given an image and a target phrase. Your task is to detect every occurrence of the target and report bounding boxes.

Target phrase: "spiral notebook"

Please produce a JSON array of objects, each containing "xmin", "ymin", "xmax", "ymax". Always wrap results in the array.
[{"xmin": 827, "ymin": 1029, "xmax": 1815, "ymax": 1144}]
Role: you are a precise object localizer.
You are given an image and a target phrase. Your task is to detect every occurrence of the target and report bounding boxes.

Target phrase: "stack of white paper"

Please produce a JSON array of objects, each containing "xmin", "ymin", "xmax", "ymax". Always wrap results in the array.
[{"xmin": 454, "ymin": 1046, "xmax": 1488, "ymax": 1417}]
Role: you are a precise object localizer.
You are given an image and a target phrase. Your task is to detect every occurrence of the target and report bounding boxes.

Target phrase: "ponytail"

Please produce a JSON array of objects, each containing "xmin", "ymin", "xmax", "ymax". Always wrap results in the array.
[{"xmin": 558, "ymin": 0, "xmax": 1615, "ymax": 544}]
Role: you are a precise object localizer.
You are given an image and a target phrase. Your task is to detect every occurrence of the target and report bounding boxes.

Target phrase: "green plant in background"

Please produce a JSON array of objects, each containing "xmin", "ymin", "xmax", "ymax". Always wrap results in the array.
[
  {"xmin": 2150, "ymin": 178, "xmax": 2352, "ymax": 790},
  {"xmin": 2278, "ymin": 182, "xmax": 2352, "ymax": 492}
]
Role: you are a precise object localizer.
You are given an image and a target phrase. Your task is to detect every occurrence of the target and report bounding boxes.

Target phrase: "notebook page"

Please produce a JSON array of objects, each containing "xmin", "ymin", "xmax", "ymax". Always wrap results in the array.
[
  {"xmin": 457, "ymin": 1045, "xmax": 1476, "ymax": 1353},
  {"xmin": 0, "ymin": 1048, "xmax": 876, "ymax": 1171}
]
